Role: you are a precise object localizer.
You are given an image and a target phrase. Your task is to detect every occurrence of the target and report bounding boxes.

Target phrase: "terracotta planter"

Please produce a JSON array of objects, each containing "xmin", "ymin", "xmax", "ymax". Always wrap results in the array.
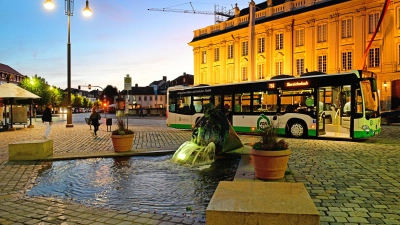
[
  {"xmin": 111, "ymin": 134, "xmax": 134, "ymax": 152},
  {"xmin": 250, "ymin": 149, "xmax": 291, "ymax": 180}
]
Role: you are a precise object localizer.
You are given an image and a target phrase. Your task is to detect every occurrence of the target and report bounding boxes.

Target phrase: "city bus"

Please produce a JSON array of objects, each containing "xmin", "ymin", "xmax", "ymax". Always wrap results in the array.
[{"xmin": 166, "ymin": 70, "xmax": 381, "ymax": 139}]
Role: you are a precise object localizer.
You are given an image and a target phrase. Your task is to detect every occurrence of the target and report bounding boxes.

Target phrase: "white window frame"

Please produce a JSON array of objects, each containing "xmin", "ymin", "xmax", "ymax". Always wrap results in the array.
[
  {"xmin": 318, "ymin": 55, "xmax": 327, "ymax": 73},
  {"xmin": 242, "ymin": 41, "xmax": 248, "ymax": 56},
  {"xmin": 276, "ymin": 33, "xmax": 283, "ymax": 50},
  {"xmin": 296, "ymin": 58, "xmax": 304, "ymax": 76},
  {"xmin": 369, "ymin": 12, "xmax": 380, "ymax": 34},
  {"xmin": 201, "ymin": 50, "xmax": 207, "ymax": 64},
  {"xmin": 275, "ymin": 61, "xmax": 283, "ymax": 75},
  {"xmin": 295, "ymin": 29, "xmax": 304, "ymax": 47},
  {"xmin": 214, "ymin": 48, "xmax": 220, "ymax": 62},
  {"xmin": 258, "ymin": 64, "xmax": 265, "ymax": 79},
  {"xmin": 242, "ymin": 67, "xmax": 248, "ymax": 81},
  {"xmin": 317, "ymin": 23, "xmax": 327, "ymax": 43},
  {"xmin": 341, "ymin": 18, "xmax": 352, "ymax": 38},
  {"xmin": 341, "ymin": 51, "xmax": 352, "ymax": 70},
  {"xmin": 369, "ymin": 48, "xmax": 380, "ymax": 68},
  {"xmin": 228, "ymin": 44, "xmax": 234, "ymax": 59},
  {"xmin": 258, "ymin": 37, "xmax": 265, "ymax": 53}
]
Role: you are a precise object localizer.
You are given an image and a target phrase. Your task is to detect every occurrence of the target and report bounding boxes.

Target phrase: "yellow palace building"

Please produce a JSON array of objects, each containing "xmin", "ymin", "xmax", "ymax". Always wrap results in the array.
[{"xmin": 188, "ymin": 0, "xmax": 399, "ymax": 110}]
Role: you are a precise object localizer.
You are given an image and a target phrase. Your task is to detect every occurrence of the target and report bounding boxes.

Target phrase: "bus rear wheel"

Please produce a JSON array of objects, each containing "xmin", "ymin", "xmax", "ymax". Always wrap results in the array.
[{"xmin": 287, "ymin": 120, "xmax": 307, "ymax": 138}]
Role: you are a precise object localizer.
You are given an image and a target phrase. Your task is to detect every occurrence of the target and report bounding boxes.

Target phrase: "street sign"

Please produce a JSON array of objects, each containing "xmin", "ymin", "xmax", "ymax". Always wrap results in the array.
[{"xmin": 124, "ymin": 74, "xmax": 132, "ymax": 91}]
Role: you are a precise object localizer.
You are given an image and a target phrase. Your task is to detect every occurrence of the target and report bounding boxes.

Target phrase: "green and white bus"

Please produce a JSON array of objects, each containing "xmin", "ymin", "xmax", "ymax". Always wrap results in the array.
[{"xmin": 166, "ymin": 70, "xmax": 381, "ymax": 139}]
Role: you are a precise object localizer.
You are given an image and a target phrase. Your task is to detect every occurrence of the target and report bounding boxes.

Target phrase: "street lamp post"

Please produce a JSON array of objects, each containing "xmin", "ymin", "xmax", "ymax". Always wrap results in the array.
[{"xmin": 44, "ymin": 0, "xmax": 92, "ymax": 127}]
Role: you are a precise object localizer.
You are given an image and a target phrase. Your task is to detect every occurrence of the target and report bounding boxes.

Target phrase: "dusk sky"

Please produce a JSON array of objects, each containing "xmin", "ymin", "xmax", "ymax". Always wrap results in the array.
[{"xmin": 0, "ymin": 0, "xmax": 249, "ymax": 91}]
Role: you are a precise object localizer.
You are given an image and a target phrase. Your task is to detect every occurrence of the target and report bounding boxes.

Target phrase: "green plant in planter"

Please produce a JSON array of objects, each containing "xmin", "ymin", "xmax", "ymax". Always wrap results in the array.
[
  {"xmin": 252, "ymin": 125, "xmax": 289, "ymax": 151},
  {"xmin": 112, "ymin": 117, "xmax": 134, "ymax": 135}
]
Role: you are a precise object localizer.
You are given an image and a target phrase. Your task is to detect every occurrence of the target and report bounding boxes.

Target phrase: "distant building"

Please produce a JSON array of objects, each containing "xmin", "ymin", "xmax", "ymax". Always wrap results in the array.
[
  {"xmin": 0, "ymin": 63, "xmax": 26, "ymax": 85},
  {"xmin": 120, "ymin": 73, "xmax": 194, "ymax": 109}
]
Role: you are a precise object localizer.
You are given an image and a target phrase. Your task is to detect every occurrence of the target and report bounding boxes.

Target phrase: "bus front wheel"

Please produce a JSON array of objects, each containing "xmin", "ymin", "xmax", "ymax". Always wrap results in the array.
[{"xmin": 287, "ymin": 120, "xmax": 307, "ymax": 138}]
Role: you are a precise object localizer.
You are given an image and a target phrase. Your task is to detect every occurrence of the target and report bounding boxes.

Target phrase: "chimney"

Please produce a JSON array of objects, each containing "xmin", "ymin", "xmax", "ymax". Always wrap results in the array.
[
  {"xmin": 135, "ymin": 83, "xmax": 138, "ymax": 87},
  {"xmin": 163, "ymin": 76, "xmax": 167, "ymax": 81},
  {"xmin": 183, "ymin": 72, "xmax": 186, "ymax": 75}
]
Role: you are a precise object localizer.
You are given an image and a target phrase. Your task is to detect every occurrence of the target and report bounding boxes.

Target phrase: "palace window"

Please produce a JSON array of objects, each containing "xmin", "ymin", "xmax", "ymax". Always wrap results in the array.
[
  {"xmin": 317, "ymin": 23, "xmax": 327, "ymax": 43},
  {"xmin": 295, "ymin": 29, "xmax": 304, "ymax": 47},
  {"xmin": 214, "ymin": 48, "xmax": 220, "ymax": 62},
  {"xmin": 276, "ymin": 33, "xmax": 283, "ymax": 50},
  {"xmin": 228, "ymin": 44, "xmax": 234, "ymax": 59},
  {"xmin": 369, "ymin": 48, "xmax": 380, "ymax": 67},
  {"xmin": 296, "ymin": 58, "xmax": 304, "ymax": 76},
  {"xmin": 276, "ymin": 61, "xmax": 283, "ymax": 75},
  {"xmin": 242, "ymin": 67, "xmax": 248, "ymax": 81},
  {"xmin": 341, "ymin": 18, "xmax": 352, "ymax": 38},
  {"xmin": 318, "ymin": 55, "xmax": 327, "ymax": 73},
  {"xmin": 201, "ymin": 51, "xmax": 206, "ymax": 64},
  {"xmin": 368, "ymin": 12, "xmax": 380, "ymax": 34},
  {"xmin": 342, "ymin": 51, "xmax": 352, "ymax": 70},
  {"xmin": 242, "ymin": 41, "xmax": 248, "ymax": 56},
  {"xmin": 258, "ymin": 37, "xmax": 265, "ymax": 53},
  {"xmin": 258, "ymin": 64, "xmax": 265, "ymax": 79}
]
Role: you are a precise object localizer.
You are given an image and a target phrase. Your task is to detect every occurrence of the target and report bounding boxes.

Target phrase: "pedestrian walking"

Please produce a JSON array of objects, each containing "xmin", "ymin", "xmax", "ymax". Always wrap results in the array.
[
  {"xmin": 42, "ymin": 104, "xmax": 52, "ymax": 139},
  {"xmin": 139, "ymin": 106, "xmax": 144, "ymax": 117},
  {"xmin": 89, "ymin": 106, "xmax": 101, "ymax": 136}
]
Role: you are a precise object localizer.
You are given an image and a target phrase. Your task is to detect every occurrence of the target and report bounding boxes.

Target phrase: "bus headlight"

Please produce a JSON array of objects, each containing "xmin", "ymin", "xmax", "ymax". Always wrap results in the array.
[{"xmin": 362, "ymin": 125, "xmax": 370, "ymax": 132}]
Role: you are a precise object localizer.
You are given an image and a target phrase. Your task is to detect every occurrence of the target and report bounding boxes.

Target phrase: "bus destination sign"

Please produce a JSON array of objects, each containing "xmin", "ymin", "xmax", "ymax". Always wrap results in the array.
[{"xmin": 285, "ymin": 80, "xmax": 309, "ymax": 87}]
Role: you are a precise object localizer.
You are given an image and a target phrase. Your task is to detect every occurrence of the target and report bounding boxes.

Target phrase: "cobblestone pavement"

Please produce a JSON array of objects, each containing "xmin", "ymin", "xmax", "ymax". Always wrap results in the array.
[{"xmin": 0, "ymin": 113, "xmax": 399, "ymax": 225}]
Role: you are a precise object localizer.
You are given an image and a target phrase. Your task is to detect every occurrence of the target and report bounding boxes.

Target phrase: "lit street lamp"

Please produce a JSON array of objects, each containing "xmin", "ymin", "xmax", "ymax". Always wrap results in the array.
[{"xmin": 44, "ymin": 0, "xmax": 92, "ymax": 127}]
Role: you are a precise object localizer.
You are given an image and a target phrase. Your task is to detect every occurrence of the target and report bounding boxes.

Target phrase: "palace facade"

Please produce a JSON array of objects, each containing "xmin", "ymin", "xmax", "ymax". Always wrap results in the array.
[{"xmin": 188, "ymin": 0, "xmax": 400, "ymax": 110}]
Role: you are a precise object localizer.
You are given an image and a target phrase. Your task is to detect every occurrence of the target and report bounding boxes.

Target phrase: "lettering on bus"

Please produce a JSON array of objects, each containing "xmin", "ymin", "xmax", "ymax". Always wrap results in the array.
[
  {"xmin": 176, "ymin": 88, "xmax": 212, "ymax": 95},
  {"xmin": 285, "ymin": 80, "xmax": 309, "ymax": 87}
]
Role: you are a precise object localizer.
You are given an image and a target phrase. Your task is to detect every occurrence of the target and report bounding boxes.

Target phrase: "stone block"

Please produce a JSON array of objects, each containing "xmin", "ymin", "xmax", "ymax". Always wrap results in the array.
[
  {"xmin": 9, "ymin": 139, "xmax": 53, "ymax": 160},
  {"xmin": 206, "ymin": 181, "xmax": 319, "ymax": 225}
]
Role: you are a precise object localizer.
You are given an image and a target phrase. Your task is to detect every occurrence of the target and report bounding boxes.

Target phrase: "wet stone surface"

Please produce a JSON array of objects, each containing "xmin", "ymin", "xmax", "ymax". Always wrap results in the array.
[{"xmin": 0, "ymin": 114, "xmax": 399, "ymax": 224}]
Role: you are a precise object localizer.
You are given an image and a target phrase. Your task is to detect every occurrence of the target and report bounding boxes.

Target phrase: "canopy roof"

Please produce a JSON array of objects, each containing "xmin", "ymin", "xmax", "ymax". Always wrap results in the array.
[{"xmin": 0, "ymin": 83, "xmax": 40, "ymax": 99}]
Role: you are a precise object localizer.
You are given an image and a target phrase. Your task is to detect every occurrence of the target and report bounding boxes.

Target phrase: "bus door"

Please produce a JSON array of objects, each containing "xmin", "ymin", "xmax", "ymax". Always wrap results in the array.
[
  {"xmin": 318, "ymin": 88, "xmax": 327, "ymax": 136},
  {"xmin": 318, "ymin": 86, "xmax": 350, "ymax": 138}
]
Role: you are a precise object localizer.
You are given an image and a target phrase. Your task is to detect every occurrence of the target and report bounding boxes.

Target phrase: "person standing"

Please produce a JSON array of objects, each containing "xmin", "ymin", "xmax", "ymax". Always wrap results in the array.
[
  {"xmin": 139, "ymin": 106, "xmax": 144, "ymax": 117},
  {"xmin": 89, "ymin": 106, "xmax": 101, "ymax": 136},
  {"xmin": 42, "ymin": 104, "xmax": 53, "ymax": 139}
]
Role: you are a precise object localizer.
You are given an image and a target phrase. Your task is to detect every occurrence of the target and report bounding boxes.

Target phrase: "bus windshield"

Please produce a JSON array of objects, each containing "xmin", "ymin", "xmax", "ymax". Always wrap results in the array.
[{"xmin": 361, "ymin": 80, "xmax": 379, "ymax": 118}]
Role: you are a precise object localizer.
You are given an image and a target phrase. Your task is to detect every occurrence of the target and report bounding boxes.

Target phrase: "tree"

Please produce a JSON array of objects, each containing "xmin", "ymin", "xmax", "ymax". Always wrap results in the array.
[
  {"xmin": 72, "ymin": 94, "xmax": 83, "ymax": 108},
  {"xmin": 101, "ymin": 85, "xmax": 118, "ymax": 104},
  {"xmin": 19, "ymin": 75, "xmax": 51, "ymax": 108}
]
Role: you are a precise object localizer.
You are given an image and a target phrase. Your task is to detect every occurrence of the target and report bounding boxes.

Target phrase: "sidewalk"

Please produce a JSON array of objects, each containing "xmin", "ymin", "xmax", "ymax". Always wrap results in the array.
[{"xmin": 0, "ymin": 114, "xmax": 399, "ymax": 224}]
